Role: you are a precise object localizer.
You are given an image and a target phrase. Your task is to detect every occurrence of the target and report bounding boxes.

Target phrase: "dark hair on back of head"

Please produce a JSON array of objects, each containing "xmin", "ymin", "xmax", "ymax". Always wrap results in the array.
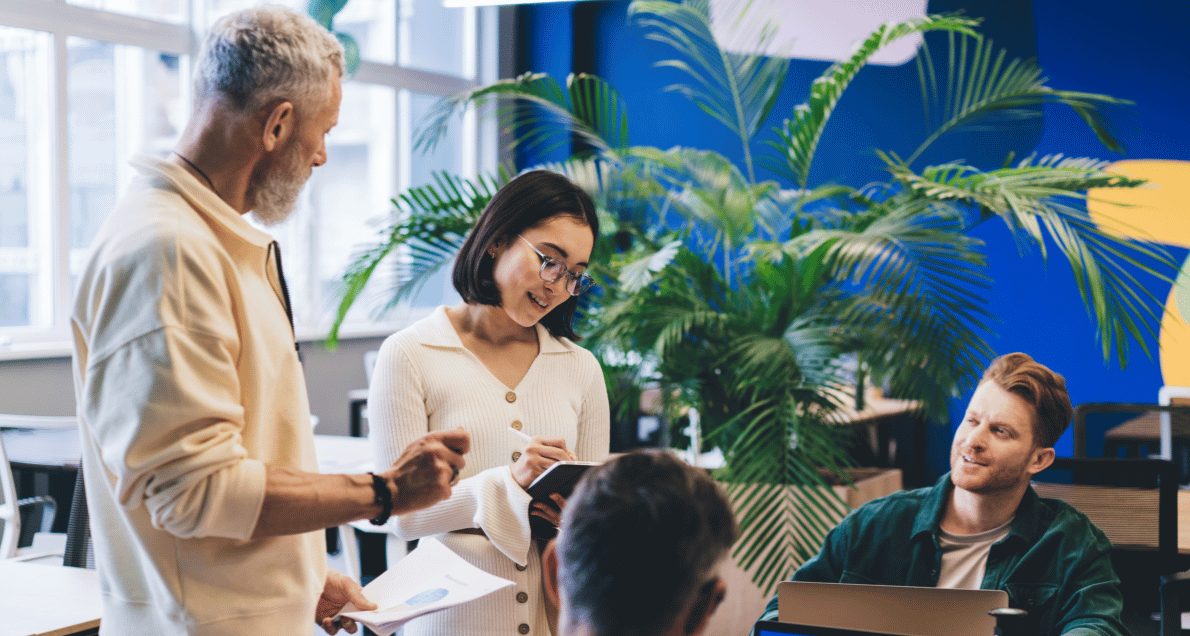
[
  {"xmin": 556, "ymin": 450, "xmax": 737, "ymax": 636},
  {"xmin": 451, "ymin": 169, "xmax": 599, "ymax": 341},
  {"xmin": 981, "ymin": 352, "xmax": 1073, "ymax": 448}
]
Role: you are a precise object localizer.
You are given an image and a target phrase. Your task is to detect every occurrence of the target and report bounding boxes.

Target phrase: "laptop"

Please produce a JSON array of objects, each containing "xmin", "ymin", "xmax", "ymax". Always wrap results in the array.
[
  {"xmin": 778, "ymin": 582, "xmax": 1009, "ymax": 636},
  {"xmin": 754, "ymin": 620, "xmax": 903, "ymax": 635}
]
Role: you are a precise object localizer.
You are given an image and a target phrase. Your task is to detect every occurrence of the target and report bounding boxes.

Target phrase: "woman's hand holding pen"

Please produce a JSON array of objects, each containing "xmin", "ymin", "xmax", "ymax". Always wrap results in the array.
[
  {"xmin": 508, "ymin": 429, "xmax": 575, "ymax": 528},
  {"xmin": 508, "ymin": 430, "xmax": 576, "ymax": 490}
]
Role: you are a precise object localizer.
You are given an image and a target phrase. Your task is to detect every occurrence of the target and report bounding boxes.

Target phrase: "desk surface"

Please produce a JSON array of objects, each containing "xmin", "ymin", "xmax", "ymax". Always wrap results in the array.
[
  {"xmin": 1104, "ymin": 411, "xmax": 1190, "ymax": 441},
  {"xmin": 0, "ymin": 561, "xmax": 101, "ymax": 635},
  {"xmin": 833, "ymin": 395, "xmax": 921, "ymax": 425},
  {"xmin": 1032, "ymin": 482, "xmax": 1190, "ymax": 554},
  {"xmin": 1, "ymin": 428, "xmax": 373, "ymax": 475}
]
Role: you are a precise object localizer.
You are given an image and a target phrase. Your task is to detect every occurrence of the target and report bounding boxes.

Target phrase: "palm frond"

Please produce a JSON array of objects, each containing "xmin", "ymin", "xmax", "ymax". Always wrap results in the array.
[
  {"xmin": 414, "ymin": 72, "xmax": 629, "ymax": 160},
  {"xmin": 887, "ymin": 154, "xmax": 1173, "ymax": 366},
  {"xmin": 718, "ymin": 398, "xmax": 852, "ymax": 591},
  {"xmin": 326, "ymin": 172, "xmax": 506, "ymax": 346},
  {"xmin": 908, "ymin": 32, "xmax": 1129, "ymax": 164},
  {"xmin": 784, "ymin": 198, "xmax": 994, "ymax": 415},
  {"xmin": 618, "ymin": 239, "xmax": 683, "ymax": 293},
  {"xmin": 775, "ymin": 14, "xmax": 978, "ymax": 187},
  {"xmin": 629, "ymin": 0, "xmax": 791, "ymax": 182}
]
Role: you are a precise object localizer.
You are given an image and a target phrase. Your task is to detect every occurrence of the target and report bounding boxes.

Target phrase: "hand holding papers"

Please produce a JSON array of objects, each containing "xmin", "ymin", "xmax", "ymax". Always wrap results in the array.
[{"xmin": 337, "ymin": 538, "xmax": 513, "ymax": 636}]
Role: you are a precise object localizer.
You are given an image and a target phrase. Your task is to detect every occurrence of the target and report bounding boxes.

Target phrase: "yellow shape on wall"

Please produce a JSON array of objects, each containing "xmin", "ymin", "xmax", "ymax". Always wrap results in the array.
[{"xmin": 1088, "ymin": 160, "xmax": 1190, "ymax": 386}]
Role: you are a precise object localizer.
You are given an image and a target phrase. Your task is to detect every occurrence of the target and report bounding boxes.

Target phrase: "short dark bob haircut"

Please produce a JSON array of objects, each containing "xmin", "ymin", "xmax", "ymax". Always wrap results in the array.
[{"xmin": 452, "ymin": 170, "xmax": 599, "ymax": 341}]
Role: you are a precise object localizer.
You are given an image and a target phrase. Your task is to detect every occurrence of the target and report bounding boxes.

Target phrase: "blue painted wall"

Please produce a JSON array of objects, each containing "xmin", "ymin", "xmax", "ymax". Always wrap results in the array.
[{"xmin": 517, "ymin": 0, "xmax": 1190, "ymax": 478}]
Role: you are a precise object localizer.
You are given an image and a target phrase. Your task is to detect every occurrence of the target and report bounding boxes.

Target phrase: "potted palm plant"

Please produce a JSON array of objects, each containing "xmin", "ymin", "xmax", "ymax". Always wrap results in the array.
[{"xmin": 327, "ymin": 1, "xmax": 1171, "ymax": 592}]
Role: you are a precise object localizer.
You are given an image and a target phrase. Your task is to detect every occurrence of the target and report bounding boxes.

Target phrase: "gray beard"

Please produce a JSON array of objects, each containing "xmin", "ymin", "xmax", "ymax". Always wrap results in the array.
[{"xmin": 249, "ymin": 150, "xmax": 308, "ymax": 226}]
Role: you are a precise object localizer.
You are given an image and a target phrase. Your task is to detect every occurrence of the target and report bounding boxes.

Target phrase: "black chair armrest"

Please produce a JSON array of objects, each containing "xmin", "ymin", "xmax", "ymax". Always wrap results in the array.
[
  {"xmin": 16, "ymin": 495, "xmax": 57, "ymax": 548},
  {"xmin": 1160, "ymin": 571, "xmax": 1190, "ymax": 636}
]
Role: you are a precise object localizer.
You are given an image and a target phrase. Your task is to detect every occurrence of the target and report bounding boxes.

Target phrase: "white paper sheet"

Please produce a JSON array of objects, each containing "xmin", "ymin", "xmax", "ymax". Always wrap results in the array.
[{"xmin": 337, "ymin": 537, "xmax": 514, "ymax": 635}]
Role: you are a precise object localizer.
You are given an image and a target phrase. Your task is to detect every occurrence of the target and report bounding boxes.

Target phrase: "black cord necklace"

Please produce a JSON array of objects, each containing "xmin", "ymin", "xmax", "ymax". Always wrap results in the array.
[{"xmin": 173, "ymin": 151, "xmax": 218, "ymax": 197}]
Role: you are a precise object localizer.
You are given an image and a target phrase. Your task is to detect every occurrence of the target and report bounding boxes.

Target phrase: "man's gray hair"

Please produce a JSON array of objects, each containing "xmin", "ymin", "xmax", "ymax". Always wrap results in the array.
[{"xmin": 195, "ymin": 5, "xmax": 344, "ymax": 113}]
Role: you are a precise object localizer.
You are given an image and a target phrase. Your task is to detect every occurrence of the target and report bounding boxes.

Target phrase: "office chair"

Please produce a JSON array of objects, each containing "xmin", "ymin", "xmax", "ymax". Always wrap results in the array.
[
  {"xmin": 63, "ymin": 465, "xmax": 94, "ymax": 569},
  {"xmin": 1073, "ymin": 403, "xmax": 1190, "ymax": 483},
  {"xmin": 1, "ymin": 435, "xmax": 56, "ymax": 559},
  {"xmin": 0, "ymin": 414, "xmax": 77, "ymax": 561},
  {"xmin": 1033, "ymin": 457, "xmax": 1180, "ymax": 633},
  {"xmin": 1160, "ymin": 571, "xmax": 1190, "ymax": 636}
]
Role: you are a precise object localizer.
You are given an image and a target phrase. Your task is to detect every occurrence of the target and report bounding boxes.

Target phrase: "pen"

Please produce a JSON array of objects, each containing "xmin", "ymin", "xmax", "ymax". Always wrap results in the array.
[{"xmin": 507, "ymin": 426, "xmax": 533, "ymax": 446}]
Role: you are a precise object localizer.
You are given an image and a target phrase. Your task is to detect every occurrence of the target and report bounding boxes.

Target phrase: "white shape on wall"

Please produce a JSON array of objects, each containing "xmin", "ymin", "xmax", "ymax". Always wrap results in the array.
[{"xmin": 709, "ymin": 0, "xmax": 929, "ymax": 66}]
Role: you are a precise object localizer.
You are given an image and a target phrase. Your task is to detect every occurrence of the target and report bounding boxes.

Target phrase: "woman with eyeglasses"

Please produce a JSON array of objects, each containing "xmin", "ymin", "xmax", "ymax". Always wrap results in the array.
[{"xmin": 367, "ymin": 169, "xmax": 610, "ymax": 636}]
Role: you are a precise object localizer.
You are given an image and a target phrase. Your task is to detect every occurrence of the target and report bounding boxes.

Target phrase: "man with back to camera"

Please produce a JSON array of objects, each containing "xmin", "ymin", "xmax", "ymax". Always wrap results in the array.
[
  {"xmin": 541, "ymin": 449, "xmax": 738, "ymax": 636},
  {"xmin": 70, "ymin": 6, "xmax": 470, "ymax": 634},
  {"xmin": 755, "ymin": 352, "xmax": 1127, "ymax": 635}
]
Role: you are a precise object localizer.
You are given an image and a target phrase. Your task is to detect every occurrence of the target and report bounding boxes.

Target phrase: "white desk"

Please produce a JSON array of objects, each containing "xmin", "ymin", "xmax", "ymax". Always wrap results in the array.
[
  {"xmin": 313, "ymin": 434, "xmax": 373, "ymax": 474},
  {"xmin": 0, "ymin": 561, "xmax": 101, "ymax": 635}
]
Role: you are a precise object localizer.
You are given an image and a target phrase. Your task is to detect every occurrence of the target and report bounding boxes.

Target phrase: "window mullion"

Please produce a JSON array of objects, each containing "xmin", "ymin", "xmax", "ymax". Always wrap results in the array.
[{"xmin": 50, "ymin": 31, "xmax": 70, "ymax": 337}]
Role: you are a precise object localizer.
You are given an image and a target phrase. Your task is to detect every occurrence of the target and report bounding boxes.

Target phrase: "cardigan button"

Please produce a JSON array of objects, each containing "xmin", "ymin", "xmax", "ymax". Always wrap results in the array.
[
  {"xmin": 518, "ymin": 624, "xmax": 531, "ymax": 634},
  {"xmin": 515, "ymin": 563, "xmax": 528, "ymax": 572},
  {"xmin": 516, "ymin": 591, "xmax": 529, "ymax": 603},
  {"xmin": 511, "ymin": 419, "xmax": 523, "ymax": 431},
  {"xmin": 505, "ymin": 391, "xmax": 517, "ymax": 403},
  {"xmin": 512, "ymin": 451, "xmax": 522, "ymax": 462}
]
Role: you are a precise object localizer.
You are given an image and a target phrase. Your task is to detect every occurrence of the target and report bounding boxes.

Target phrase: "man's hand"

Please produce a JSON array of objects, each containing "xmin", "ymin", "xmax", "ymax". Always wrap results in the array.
[
  {"xmin": 383, "ymin": 429, "xmax": 471, "ymax": 515},
  {"xmin": 315, "ymin": 570, "xmax": 375, "ymax": 634}
]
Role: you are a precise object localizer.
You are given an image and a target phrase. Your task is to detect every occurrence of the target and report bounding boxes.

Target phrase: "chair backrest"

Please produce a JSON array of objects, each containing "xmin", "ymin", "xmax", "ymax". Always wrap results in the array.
[
  {"xmin": 0, "ymin": 414, "xmax": 77, "ymax": 430},
  {"xmin": 1033, "ymin": 457, "xmax": 1179, "ymax": 565},
  {"xmin": 63, "ymin": 465, "xmax": 94, "ymax": 569},
  {"xmin": 1073, "ymin": 402, "xmax": 1190, "ymax": 483},
  {"xmin": 0, "ymin": 435, "xmax": 20, "ymax": 559}
]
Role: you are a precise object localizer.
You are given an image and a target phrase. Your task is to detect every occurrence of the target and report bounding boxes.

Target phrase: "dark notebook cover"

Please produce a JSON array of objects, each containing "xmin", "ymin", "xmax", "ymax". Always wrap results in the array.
[{"xmin": 527, "ymin": 461, "xmax": 600, "ymax": 540}]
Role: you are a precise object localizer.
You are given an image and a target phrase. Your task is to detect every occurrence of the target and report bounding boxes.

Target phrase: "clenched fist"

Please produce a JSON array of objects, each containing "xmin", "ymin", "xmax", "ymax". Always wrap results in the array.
[{"xmin": 382, "ymin": 429, "xmax": 470, "ymax": 515}]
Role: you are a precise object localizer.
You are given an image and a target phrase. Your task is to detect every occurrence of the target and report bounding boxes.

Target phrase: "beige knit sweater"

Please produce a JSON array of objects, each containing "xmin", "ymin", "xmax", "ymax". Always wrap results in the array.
[{"xmin": 368, "ymin": 306, "xmax": 609, "ymax": 636}]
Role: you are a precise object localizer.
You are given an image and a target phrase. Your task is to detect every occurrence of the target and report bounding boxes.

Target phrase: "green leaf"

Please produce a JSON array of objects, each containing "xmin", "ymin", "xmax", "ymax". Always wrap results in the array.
[
  {"xmin": 775, "ymin": 14, "xmax": 979, "ymax": 187},
  {"xmin": 888, "ymin": 154, "xmax": 1174, "ymax": 366},
  {"xmin": 908, "ymin": 33, "xmax": 1129, "ymax": 164},
  {"xmin": 618, "ymin": 239, "xmax": 683, "ymax": 293},
  {"xmin": 629, "ymin": 0, "xmax": 790, "ymax": 182},
  {"xmin": 414, "ymin": 72, "xmax": 629, "ymax": 161},
  {"xmin": 325, "ymin": 172, "xmax": 506, "ymax": 347}
]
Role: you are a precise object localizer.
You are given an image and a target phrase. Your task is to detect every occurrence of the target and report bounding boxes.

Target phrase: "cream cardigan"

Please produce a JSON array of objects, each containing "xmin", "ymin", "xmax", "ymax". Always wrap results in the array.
[
  {"xmin": 369, "ymin": 306, "xmax": 610, "ymax": 636},
  {"xmin": 71, "ymin": 155, "xmax": 324, "ymax": 634}
]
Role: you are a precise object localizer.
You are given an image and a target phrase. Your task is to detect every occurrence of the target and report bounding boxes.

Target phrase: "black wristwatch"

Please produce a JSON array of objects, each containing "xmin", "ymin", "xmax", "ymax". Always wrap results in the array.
[{"xmin": 367, "ymin": 472, "xmax": 393, "ymax": 526}]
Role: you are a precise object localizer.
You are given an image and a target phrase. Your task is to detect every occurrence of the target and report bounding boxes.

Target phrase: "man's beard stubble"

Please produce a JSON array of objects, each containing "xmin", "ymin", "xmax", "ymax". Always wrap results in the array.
[{"xmin": 248, "ymin": 143, "xmax": 309, "ymax": 227}]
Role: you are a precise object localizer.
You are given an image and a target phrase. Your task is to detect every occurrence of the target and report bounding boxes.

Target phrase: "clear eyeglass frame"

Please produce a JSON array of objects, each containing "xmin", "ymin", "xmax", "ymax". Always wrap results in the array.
[{"xmin": 517, "ymin": 235, "xmax": 594, "ymax": 297}]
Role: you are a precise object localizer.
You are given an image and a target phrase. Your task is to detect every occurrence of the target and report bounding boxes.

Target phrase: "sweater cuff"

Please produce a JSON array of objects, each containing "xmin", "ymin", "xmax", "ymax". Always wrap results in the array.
[
  {"xmin": 203, "ymin": 458, "xmax": 268, "ymax": 540},
  {"xmin": 474, "ymin": 466, "xmax": 534, "ymax": 566}
]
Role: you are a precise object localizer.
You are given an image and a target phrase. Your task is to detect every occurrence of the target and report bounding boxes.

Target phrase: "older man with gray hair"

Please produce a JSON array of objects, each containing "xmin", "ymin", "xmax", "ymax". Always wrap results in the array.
[{"xmin": 70, "ymin": 6, "xmax": 469, "ymax": 634}]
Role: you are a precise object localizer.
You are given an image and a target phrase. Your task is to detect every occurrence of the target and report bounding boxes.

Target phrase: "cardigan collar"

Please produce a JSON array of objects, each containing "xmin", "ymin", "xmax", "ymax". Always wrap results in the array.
[{"xmin": 416, "ymin": 305, "xmax": 574, "ymax": 354}]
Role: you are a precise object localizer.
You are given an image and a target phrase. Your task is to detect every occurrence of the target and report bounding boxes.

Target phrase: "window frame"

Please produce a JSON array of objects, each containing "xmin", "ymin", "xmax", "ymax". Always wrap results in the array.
[{"xmin": 0, "ymin": 0, "xmax": 498, "ymax": 360}]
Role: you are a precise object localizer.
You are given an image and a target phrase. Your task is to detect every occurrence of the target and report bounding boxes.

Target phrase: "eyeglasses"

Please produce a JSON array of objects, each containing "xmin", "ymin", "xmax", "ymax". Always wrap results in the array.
[{"xmin": 517, "ymin": 235, "xmax": 594, "ymax": 297}]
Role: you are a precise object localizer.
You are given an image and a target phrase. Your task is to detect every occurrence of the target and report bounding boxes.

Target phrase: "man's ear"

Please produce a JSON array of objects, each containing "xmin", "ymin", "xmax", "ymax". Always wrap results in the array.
[
  {"xmin": 682, "ymin": 577, "xmax": 726, "ymax": 635},
  {"xmin": 261, "ymin": 101, "xmax": 295, "ymax": 152},
  {"xmin": 1026, "ymin": 446, "xmax": 1055, "ymax": 477},
  {"xmin": 542, "ymin": 540, "xmax": 562, "ymax": 609}
]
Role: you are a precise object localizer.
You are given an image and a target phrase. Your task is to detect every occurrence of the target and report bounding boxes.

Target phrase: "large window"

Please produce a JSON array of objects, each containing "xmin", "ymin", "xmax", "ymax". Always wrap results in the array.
[{"xmin": 0, "ymin": 0, "xmax": 496, "ymax": 355}]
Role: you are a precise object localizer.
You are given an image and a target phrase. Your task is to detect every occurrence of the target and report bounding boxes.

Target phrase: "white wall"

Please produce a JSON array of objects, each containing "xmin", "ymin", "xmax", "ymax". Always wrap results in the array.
[{"xmin": 0, "ymin": 335, "xmax": 387, "ymax": 437}]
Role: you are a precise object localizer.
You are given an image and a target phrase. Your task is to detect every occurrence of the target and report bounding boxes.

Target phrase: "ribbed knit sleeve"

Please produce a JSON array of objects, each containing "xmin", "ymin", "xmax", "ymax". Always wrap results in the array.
[{"xmin": 573, "ymin": 349, "xmax": 611, "ymax": 463}]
